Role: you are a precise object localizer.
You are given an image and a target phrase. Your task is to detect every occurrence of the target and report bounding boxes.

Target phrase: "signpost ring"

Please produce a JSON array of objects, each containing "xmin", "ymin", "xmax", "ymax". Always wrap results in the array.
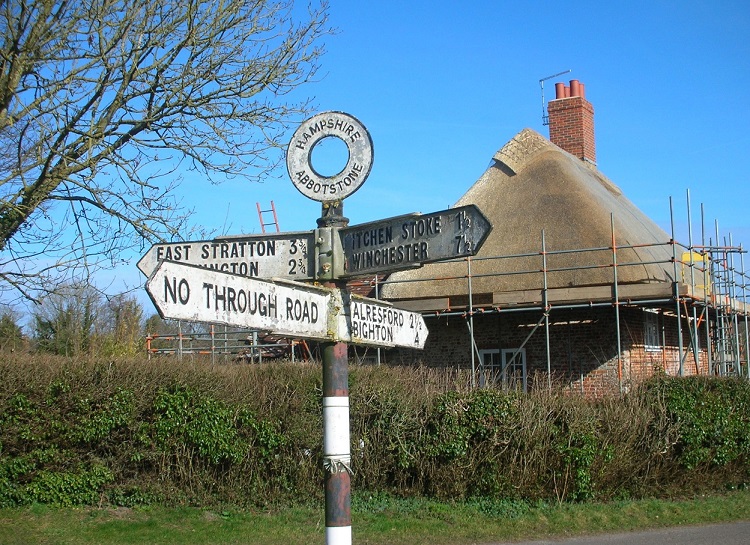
[{"xmin": 287, "ymin": 111, "xmax": 373, "ymax": 202}]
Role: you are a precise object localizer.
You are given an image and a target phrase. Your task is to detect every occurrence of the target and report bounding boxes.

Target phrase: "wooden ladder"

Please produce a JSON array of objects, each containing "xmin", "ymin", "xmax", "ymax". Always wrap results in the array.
[{"xmin": 256, "ymin": 201, "xmax": 280, "ymax": 233}]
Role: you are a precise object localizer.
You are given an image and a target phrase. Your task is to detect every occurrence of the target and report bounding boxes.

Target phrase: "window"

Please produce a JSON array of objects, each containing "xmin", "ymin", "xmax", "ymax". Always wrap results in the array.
[
  {"xmin": 479, "ymin": 348, "xmax": 527, "ymax": 392},
  {"xmin": 478, "ymin": 349, "xmax": 500, "ymax": 387},
  {"xmin": 644, "ymin": 310, "xmax": 661, "ymax": 351}
]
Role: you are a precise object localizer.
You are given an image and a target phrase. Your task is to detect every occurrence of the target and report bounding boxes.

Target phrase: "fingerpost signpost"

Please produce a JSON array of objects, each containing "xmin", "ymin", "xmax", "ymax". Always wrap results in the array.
[{"xmin": 142, "ymin": 110, "xmax": 492, "ymax": 545}]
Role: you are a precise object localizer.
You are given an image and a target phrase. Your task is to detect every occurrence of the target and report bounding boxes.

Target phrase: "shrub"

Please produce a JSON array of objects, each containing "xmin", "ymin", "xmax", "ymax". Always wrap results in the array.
[
  {"xmin": 0, "ymin": 355, "xmax": 749, "ymax": 507},
  {"xmin": 642, "ymin": 376, "xmax": 750, "ymax": 469}
]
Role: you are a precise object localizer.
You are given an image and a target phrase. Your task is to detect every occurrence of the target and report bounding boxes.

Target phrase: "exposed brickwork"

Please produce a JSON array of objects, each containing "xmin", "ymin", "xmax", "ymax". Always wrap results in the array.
[
  {"xmin": 548, "ymin": 96, "xmax": 596, "ymax": 165},
  {"xmin": 623, "ymin": 307, "xmax": 708, "ymax": 378},
  {"xmin": 392, "ymin": 306, "xmax": 708, "ymax": 397}
]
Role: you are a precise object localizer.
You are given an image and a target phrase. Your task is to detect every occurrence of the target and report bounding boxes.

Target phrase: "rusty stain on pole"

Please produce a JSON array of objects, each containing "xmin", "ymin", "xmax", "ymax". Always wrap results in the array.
[
  {"xmin": 323, "ymin": 342, "xmax": 349, "ymax": 396},
  {"xmin": 323, "ymin": 340, "xmax": 351, "ymax": 543}
]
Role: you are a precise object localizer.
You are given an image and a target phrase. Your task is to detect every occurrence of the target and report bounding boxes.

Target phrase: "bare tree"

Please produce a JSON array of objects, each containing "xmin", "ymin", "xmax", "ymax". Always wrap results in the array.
[
  {"xmin": 0, "ymin": 0, "xmax": 330, "ymax": 302},
  {"xmin": 33, "ymin": 283, "xmax": 101, "ymax": 355}
]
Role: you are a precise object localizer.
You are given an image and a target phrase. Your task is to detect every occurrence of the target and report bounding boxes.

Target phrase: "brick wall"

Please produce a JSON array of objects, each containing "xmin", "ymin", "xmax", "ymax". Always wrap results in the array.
[
  {"xmin": 548, "ymin": 95, "xmax": 596, "ymax": 164},
  {"xmin": 623, "ymin": 307, "xmax": 709, "ymax": 378},
  {"xmin": 392, "ymin": 306, "xmax": 709, "ymax": 397}
]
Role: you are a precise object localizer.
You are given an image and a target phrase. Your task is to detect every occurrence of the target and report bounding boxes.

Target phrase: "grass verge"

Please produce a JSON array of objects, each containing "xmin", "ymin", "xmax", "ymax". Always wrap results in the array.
[{"xmin": 1, "ymin": 489, "xmax": 749, "ymax": 545}]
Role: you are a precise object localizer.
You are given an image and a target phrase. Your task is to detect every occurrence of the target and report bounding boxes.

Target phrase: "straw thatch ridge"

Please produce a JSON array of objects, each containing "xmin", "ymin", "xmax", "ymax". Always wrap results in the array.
[{"xmin": 381, "ymin": 128, "xmax": 677, "ymax": 307}]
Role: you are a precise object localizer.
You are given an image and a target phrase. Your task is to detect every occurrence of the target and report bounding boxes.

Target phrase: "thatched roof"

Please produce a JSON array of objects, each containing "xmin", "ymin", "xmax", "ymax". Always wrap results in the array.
[{"xmin": 381, "ymin": 129, "xmax": 680, "ymax": 309}]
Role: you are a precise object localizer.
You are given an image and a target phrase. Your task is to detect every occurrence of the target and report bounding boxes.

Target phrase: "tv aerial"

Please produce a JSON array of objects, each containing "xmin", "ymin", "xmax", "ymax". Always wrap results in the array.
[{"xmin": 539, "ymin": 69, "xmax": 571, "ymax": 125}]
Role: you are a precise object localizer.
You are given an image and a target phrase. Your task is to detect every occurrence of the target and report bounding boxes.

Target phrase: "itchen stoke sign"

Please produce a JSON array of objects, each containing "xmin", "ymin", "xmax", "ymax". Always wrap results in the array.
[{"xmin": 341, "ymin": 204, "xmax": 491, "ymax": 277}]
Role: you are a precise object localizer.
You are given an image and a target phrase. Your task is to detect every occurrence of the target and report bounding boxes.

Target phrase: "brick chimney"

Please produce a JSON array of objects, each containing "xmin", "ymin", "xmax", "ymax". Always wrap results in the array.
[{"xmin": 547, "ymin": 79, "xmax": 596, "ymax": 165}]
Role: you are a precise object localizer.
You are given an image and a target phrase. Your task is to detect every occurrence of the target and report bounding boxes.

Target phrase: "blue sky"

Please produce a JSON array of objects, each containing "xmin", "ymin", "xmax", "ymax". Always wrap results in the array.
[{"xmin": 117, "ymin": 0, "xmax": 750, "ymax": 306}]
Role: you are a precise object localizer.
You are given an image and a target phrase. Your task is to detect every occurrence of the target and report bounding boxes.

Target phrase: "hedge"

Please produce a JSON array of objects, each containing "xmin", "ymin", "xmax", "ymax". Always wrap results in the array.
[{"xmin": 0, "ymin": 355, "xmax": 748, "ymax": 507}]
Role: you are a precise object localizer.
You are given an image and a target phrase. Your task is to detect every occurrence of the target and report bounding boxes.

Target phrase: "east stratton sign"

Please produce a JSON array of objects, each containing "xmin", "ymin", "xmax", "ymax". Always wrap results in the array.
[{"xmin": 137, "ymin": 232, "xmax": 314, "ymax": 280}]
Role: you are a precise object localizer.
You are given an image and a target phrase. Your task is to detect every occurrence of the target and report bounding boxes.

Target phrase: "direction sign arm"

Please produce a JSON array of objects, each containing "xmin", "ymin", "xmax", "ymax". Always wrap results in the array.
[{"xmin": 338, "ymin": 204, "xmax": 492, "ymax": 278}]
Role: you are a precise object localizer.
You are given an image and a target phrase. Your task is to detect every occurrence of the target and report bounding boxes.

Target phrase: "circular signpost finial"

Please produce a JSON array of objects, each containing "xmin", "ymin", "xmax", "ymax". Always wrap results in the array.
[{"xmin": 286, "ymin": 111, "xmax": 373, "ymax": 202}]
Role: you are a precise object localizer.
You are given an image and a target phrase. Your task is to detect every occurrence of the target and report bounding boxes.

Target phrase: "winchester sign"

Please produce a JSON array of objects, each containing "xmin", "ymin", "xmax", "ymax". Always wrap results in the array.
[{"xmin": 340, "ymin": 204, "xmax": 491, "ymax": 277}]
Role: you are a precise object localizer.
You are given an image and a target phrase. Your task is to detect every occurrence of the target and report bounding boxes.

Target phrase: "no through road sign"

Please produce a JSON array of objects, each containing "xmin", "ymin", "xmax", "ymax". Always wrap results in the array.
[
  {"xmin": 146, "ymin": 260, "xmax": 332, "ymax": 340},
  {"xmin": 146, "ymin": 260, "xmax": 430, "ymax": 349}
]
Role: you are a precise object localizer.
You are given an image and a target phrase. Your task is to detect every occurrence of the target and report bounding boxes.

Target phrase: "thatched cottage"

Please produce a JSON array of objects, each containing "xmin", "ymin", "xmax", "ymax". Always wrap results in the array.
[{"xmin": 378, "ymin": 80, "xmax": 747, "ymax": 395}]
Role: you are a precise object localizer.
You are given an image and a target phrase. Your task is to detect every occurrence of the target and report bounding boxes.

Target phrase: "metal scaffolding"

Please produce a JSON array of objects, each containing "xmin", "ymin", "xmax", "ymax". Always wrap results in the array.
[
  {"xmin": 145, "ymin": 324, "xmax": 312, "ymax": 364},
  {"xmin": 377, "ymin": 191, "xmax": 750, "ymax": 390},
  {"xmin": 142, "ymin": 193, "xmax": 748, "ymax": 392}
]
